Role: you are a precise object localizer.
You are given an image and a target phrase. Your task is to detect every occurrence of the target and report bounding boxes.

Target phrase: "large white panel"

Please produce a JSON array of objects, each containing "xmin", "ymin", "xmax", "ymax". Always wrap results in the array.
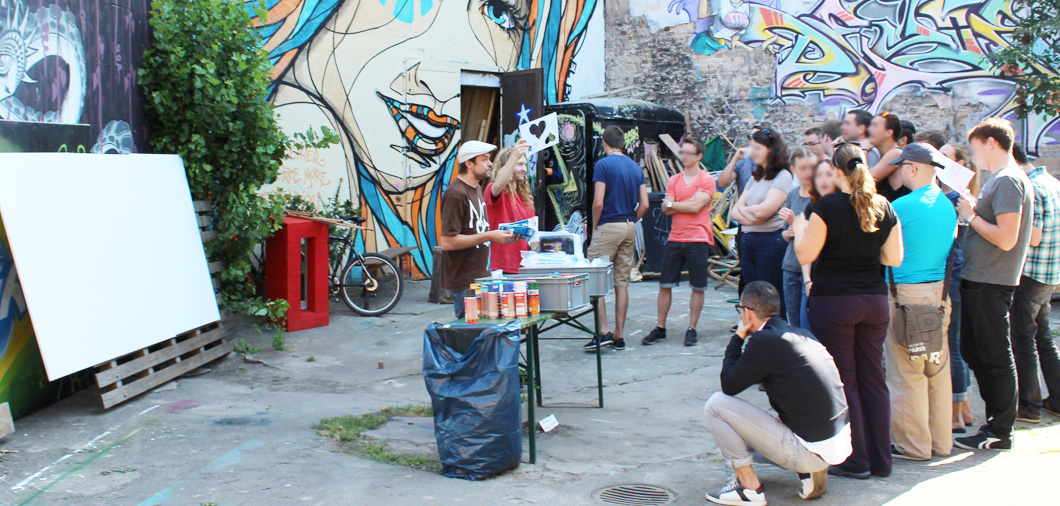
[{"xmin": 0, "ymin": 153, "xmax": 220, "ymax": 379}]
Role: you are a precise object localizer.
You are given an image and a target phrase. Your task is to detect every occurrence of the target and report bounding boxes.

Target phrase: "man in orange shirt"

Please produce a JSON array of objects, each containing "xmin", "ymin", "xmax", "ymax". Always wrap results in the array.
[{"xmin": 643, "ymin": 138, "xmax": 717, "ymax": 347}]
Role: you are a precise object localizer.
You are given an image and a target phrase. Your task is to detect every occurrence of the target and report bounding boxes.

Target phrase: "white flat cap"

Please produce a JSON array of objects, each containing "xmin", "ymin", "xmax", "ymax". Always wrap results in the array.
[{"xmin": 457, "ymin": 140, "xmax": 497, "ymax": 163}]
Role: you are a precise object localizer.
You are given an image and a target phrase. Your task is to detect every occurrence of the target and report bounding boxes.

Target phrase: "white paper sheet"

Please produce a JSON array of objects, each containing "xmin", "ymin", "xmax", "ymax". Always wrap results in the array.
[
  {"xmin": 519, "ymin": 112, "xmax": 559, "ymax": 156},
  {"xmin": 936, "ymin": 156, "xmax": 976, "ymax": 192},
  {"xmin": 0, "ymin": 153, "xmax": 220, "ymax": 379}
]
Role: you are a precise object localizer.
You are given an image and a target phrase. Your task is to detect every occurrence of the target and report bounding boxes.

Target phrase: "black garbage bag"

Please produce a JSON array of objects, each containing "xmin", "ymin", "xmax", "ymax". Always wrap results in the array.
[{"xmin": 423, "ymin": 321, "xmax": 522, "ymax": 480}]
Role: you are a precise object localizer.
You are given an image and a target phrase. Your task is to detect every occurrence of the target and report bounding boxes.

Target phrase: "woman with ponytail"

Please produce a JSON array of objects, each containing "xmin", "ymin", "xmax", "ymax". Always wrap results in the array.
[{"xmin": 793, "ymin": 142, "xmax": 904, "ymax": 480}]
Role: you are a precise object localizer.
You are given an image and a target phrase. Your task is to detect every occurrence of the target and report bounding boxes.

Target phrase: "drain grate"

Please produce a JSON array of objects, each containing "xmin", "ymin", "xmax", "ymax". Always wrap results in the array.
[{"xmin": 592, "ymin": 484, "xmax": 678, "ymax": 506}]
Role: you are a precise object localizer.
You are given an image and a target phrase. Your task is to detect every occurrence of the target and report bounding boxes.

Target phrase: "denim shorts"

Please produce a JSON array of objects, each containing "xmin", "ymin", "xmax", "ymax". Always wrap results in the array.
[{"xmin": 659, "ymin": 241, "xmax": 710, "ymax": 291}]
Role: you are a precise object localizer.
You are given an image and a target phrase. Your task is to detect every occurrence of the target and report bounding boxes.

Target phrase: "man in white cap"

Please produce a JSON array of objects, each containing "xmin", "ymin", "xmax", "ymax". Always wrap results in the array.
[{"xmin": 440, "ymin": 140, "xmax": 516, "ymax": 318}]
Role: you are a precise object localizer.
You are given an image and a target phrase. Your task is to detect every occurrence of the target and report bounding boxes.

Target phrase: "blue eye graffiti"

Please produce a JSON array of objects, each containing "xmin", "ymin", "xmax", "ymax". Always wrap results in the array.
[{"xmin": 481, "ymin": 0, "xmax": 518, "ymax": 31}]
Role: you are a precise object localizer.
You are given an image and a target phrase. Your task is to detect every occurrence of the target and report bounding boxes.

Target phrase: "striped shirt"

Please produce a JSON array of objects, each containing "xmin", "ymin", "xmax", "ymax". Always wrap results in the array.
[{"xmin": 1024, "ymin": 167, "xmax": 1060, "ymax": 285}]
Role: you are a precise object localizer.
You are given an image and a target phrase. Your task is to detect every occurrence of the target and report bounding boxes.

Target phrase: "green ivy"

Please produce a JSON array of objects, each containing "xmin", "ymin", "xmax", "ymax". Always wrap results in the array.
[
  {"xmin": 138, "ymin": 0, "xmax": 335, "ymax": 322},
  {"xmin": 992, "ymin": 0, "xmax": 1060, "ymax": 117}
]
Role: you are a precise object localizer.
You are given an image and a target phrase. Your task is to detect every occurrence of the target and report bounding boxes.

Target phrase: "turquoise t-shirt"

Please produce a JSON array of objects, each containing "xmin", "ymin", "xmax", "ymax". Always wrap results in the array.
[{"xmin": 892, "ymin": 184, "xmax": 958, "ymax": 284}]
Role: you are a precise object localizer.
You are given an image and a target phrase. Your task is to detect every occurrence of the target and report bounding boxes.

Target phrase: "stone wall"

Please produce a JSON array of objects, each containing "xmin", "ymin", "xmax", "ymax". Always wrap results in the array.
[{"xmin": 604, "ymin": 0, "xmax": 1059, "ymax": 165}]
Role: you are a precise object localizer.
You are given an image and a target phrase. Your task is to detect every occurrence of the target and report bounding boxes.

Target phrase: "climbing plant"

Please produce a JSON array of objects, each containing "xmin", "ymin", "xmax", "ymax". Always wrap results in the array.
[
  {"xmin": 992, "ymin": 0, "xmax": 1060, "ymax": 117},
  {"xmin": 138, "ymin": 0, "xmax": 336, "ymax": 323}
]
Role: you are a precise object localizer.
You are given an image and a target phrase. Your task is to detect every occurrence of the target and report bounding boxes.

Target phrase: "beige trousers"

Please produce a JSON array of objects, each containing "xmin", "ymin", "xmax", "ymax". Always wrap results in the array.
[{"xmin": 885, "ymin": 280, "xmax": 953, "ymax": 459}]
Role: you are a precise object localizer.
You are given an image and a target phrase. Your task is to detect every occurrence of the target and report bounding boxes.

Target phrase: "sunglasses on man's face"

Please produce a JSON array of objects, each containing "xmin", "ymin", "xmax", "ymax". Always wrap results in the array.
[
  {"xmin": 734, "ymin": 304, "xmax": 754, "ymax": 313},
  {"xmin": 680, "ymin": 150, "xmax": 699, "ymax": 156},
  {"xmin": 803, "ymin": 141, "xmax": 821, "ymax": 146}
]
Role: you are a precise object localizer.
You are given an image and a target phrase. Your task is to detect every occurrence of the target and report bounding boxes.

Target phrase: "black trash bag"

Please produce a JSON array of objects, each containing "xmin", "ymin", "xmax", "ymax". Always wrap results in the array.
[{"xmin": 423, "ymin": 321, "xmax": 522, "ymax": 480}]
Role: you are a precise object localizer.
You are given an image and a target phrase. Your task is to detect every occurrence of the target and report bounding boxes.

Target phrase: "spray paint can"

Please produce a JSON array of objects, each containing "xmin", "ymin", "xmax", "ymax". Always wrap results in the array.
[
  {"xmin": 464, "ymin": 296, "xmax": 479, "ymax": 323},
  {"xmin": 528, "ymin": 280, "xmax": 540, "ymax": 315}
]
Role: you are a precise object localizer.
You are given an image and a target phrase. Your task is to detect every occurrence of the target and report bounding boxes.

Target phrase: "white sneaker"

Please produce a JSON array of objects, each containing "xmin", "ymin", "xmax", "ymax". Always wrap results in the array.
[
  {"xmin": 705, "ymin": 478, "xmax": 767, "ymax": 506},
  {"xmin": 798, "ymin": 470, "xmax": 828, "ymax": 500}
]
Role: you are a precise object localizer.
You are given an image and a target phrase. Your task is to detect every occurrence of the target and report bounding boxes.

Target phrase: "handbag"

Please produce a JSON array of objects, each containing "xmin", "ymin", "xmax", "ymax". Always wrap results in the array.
[{"xmin": 887, "ymin": 247, "xmax": 954, "ymax": 364}]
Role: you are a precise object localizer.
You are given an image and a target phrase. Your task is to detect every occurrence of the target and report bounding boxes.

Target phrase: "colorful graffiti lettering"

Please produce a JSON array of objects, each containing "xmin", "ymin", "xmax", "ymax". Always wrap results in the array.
[
  {"xmin": 650, "ymin": 0, "xmax": 1058, "ymax": 154},
  {"xmin": 249, "ymin": 0, "xmax": 603, "ymax": 278}
]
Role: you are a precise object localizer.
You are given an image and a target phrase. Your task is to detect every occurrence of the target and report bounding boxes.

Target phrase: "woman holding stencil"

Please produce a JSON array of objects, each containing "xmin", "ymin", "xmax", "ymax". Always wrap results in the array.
[{"xmin": 486, "ymin": 139, "xmax": 534, "ymax": 274}]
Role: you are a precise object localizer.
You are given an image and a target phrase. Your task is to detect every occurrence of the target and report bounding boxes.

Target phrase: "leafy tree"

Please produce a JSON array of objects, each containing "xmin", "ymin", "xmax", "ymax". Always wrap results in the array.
[
  {"xmin": 993, "ymin": 0, "xmax": 1060, "ymax": 117},
  {"xmin": 139, "ymin": 0, "xmax": 335, "ymax": 323}
]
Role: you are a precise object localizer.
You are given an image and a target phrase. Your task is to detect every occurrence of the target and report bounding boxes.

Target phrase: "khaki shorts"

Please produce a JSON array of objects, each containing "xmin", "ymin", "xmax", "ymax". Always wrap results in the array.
[{"xmin": 587, "ymin": 221, "xmax": 637, "ymax": 288}]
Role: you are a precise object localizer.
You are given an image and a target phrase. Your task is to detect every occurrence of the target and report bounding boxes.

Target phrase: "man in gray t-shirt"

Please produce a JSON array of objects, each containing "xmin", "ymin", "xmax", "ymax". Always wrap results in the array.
[
  {"xmin": 960, "ymin": 165, "xmax": 1033, "ymax": 286},
  {"xmin": 953, "ymin": 118, "xmax": 1034, "ymax": 451}
]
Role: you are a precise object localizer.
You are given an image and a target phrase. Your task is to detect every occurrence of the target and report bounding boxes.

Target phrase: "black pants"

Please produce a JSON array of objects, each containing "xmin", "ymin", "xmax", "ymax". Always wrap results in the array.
[
  {"xmin": 807, "ymin": 293, "xmax": 891, "ymax": 475},
  {"xmin": 1010, "ymin": 276, "xmax": 1060, "ymax": 414},
  {"xmin": 960, "ymin": 279, "xmax": 1017, "ymax": 439}
]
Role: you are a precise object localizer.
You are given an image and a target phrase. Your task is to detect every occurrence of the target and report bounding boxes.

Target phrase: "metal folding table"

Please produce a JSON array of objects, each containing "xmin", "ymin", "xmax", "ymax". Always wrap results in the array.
[{"xmin": 450, "ymin": 296, "xmax": 605, "ymax": 463}]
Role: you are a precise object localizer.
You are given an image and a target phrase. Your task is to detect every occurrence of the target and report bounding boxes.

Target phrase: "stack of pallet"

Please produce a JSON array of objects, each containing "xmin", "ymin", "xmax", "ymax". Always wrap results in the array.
[{"xmin": 643, "ymin": 148, "xmax": 680, "ymax": 192}]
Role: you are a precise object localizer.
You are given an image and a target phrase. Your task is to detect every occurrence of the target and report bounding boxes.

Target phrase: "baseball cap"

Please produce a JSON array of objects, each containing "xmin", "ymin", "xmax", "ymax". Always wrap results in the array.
[
  {"xmin": 887, "ymin": 142, "xmax": 945, "ymax": 167},
  {"xmin": 457, "ymin": 140, "xmax": 497, "ymax": 163}
]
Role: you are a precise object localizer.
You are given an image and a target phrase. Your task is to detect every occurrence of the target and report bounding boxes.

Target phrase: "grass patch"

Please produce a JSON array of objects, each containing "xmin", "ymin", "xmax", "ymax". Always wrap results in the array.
[
  {"xmin": 1015, "ymin": 425, "xmax": 1031, "ymax": 431},
  {"xmin": 234, "ymin": 338, "xmax": 260, "ymax": 355},
  {"xmin": 1040, "ymin": 448, "xmax": 1060, "ymax": 454},
  {"xmin": 314, "ymin": 405, "xmax": 439, "ymax": 472},
  {"xmin": 306, "ymin": 356, "xmax": 316, "ymax": 362}
]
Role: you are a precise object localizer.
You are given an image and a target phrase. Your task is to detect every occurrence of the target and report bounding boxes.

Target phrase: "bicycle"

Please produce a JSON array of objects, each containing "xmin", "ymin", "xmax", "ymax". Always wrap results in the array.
[{"xmin": 327, "ymin": 215, "xmax": 404, "ymax": 316}]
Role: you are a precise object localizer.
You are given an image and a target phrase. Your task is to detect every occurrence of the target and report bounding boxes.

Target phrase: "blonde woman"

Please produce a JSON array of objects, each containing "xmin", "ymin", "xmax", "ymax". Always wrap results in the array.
[
  {"xmin": 794, "ymin": 142, "xmax": 904, "ymax": 479},
  {"xmin": 486, "ymin": 139, "xmax": 533, "ymax": 273}
]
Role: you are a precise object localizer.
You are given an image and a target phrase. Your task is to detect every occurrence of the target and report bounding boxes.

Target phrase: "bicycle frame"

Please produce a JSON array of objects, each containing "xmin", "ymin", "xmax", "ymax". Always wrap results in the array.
[{"xmin": 327, "ymin": 229, "xmax": 375, "ymax": 293}]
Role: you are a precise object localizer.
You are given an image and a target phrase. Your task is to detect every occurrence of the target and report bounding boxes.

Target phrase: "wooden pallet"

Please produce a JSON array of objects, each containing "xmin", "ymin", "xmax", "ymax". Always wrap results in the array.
[
  {"xmin": 90, "ymin": 200, "xmax": 233, "ymax": 409},
  {"xmin": 94, "ymin": 322, "xmax": 233, "ymax": 409}
]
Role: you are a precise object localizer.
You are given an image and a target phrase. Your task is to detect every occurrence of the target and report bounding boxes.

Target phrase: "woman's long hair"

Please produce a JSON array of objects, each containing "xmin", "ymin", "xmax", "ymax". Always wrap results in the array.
[
  {"xmin": 833, "ymin": 143, "xmax": 887, "ymax": 233},
  {"xmin": 944, "ymin": 143, "xmax": 982, "ymax": 196},
  {"xmin": 491, "ymin": 147, "xmax": 533, "ymax": 209},
  {"xmin": 751, "ymin": 128, "xmax": 791, "ymax": 181}
]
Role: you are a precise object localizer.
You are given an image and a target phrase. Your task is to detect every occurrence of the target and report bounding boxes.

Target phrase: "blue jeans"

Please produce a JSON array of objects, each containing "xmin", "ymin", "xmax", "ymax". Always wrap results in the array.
[
  {"xmin": 452, "ymin": 289, "xmax": 466, "ymax": 319},
  {"xmin": 782, "ymin": 269, "xmax": 810, "ymax": 330},
  {"xmin": 741, "ymin": 230, "xmax": 788, "ymax": 319},
  {"xmin": 947, "ymin": 280, "xmax": 970, "ymax": 402}
]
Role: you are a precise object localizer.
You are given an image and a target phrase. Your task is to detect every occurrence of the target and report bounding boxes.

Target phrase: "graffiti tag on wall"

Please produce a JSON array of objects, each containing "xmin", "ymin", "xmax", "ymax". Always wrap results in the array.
[{"xmin": 640, "ymin": 0, "xmax": 1058, "ymax": 153}]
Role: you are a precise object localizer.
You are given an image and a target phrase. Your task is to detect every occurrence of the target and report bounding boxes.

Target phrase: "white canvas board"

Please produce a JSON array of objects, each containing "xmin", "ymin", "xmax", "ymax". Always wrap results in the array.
[{"xmin": 0, "ymin": 153, "xmax": 220, "ymax": 379}]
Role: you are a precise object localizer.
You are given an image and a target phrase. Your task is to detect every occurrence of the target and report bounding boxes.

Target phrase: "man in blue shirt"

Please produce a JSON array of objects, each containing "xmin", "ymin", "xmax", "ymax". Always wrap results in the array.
[
  {"xmin": 885, "ymin": 143, "xmax": 958, "ymax": 460},
  {"xmin": 584, "ymin": 126, "xmax": 648, "ymax": 351}
]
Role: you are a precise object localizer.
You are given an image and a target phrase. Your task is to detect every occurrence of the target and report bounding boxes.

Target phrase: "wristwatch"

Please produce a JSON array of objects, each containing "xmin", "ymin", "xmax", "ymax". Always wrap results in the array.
[{"xmin": 666, "ymin": 201, "xmax": 673, "ymax": 209}]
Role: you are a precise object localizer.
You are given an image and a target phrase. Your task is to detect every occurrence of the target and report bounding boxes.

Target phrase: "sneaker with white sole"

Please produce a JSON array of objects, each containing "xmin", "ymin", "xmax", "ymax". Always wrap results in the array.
[
  {"xmin": 954, "ymin": 427, "xmax": 1012, "ymax": 451},
  {"xmin": 705, "ymin": 478, "xmax": 766, "ymax": 506},
  {"xmin": 798, "ymin": 470, "xmax": 828, "ymax": 500}
]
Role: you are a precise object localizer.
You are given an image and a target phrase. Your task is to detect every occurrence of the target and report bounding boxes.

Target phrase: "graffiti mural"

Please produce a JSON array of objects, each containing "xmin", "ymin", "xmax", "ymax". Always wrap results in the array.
[
  {"xmin": 636, "ymin": 0, "xmax": 1059, "ymax": 154},
  {"xmin": 0, "ymin": 0, "xmax": 150, "ymax": 153},
  {"xmin": 249, "ymin": 0, "xmax": 605, "ymax": 278}
]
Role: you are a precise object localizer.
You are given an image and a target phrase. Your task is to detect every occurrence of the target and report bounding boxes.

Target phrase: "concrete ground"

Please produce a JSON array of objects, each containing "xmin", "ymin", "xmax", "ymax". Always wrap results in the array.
[{"xmin": 1, "ymin": 279, "xmax": 1058, "ymax": 506}]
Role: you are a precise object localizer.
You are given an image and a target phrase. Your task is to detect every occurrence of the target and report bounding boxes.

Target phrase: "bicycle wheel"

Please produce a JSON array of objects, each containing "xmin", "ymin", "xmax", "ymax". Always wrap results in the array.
[{"xmin": 339, "ymin": 253, "xmax": 403, "ymax": 316}]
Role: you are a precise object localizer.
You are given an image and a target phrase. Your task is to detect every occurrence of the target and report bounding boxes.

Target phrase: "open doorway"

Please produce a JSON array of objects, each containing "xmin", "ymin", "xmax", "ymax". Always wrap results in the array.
[{"xmin": 460, "ymin": 85, "xmax": 501, "ymax": 147}]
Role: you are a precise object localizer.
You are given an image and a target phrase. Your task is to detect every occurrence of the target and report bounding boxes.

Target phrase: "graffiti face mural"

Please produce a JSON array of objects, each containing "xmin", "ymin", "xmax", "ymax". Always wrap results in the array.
[
  {"xmin": 639, "ymin": 0, "xmax": 1058, "ymax": 154},
  {"xmin": 251, "ymin": 0, "xmax": 603, "ymax": 278},
  {"xmin": 0, "ymin": 0, "xmax": 149, "ymax": 153}
]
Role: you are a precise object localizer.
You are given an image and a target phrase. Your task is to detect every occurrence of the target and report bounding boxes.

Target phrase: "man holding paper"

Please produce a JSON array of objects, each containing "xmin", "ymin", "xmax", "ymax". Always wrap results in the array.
[{"xmin": 953, "ymin": 118, "xmax": 1033, "ymax": 451}]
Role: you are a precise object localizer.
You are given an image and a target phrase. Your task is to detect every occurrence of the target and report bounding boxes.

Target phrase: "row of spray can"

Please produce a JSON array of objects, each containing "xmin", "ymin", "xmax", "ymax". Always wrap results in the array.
[{"xmin": 464, "ymin": 280, "xmax": 540, "ymax": 323}]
